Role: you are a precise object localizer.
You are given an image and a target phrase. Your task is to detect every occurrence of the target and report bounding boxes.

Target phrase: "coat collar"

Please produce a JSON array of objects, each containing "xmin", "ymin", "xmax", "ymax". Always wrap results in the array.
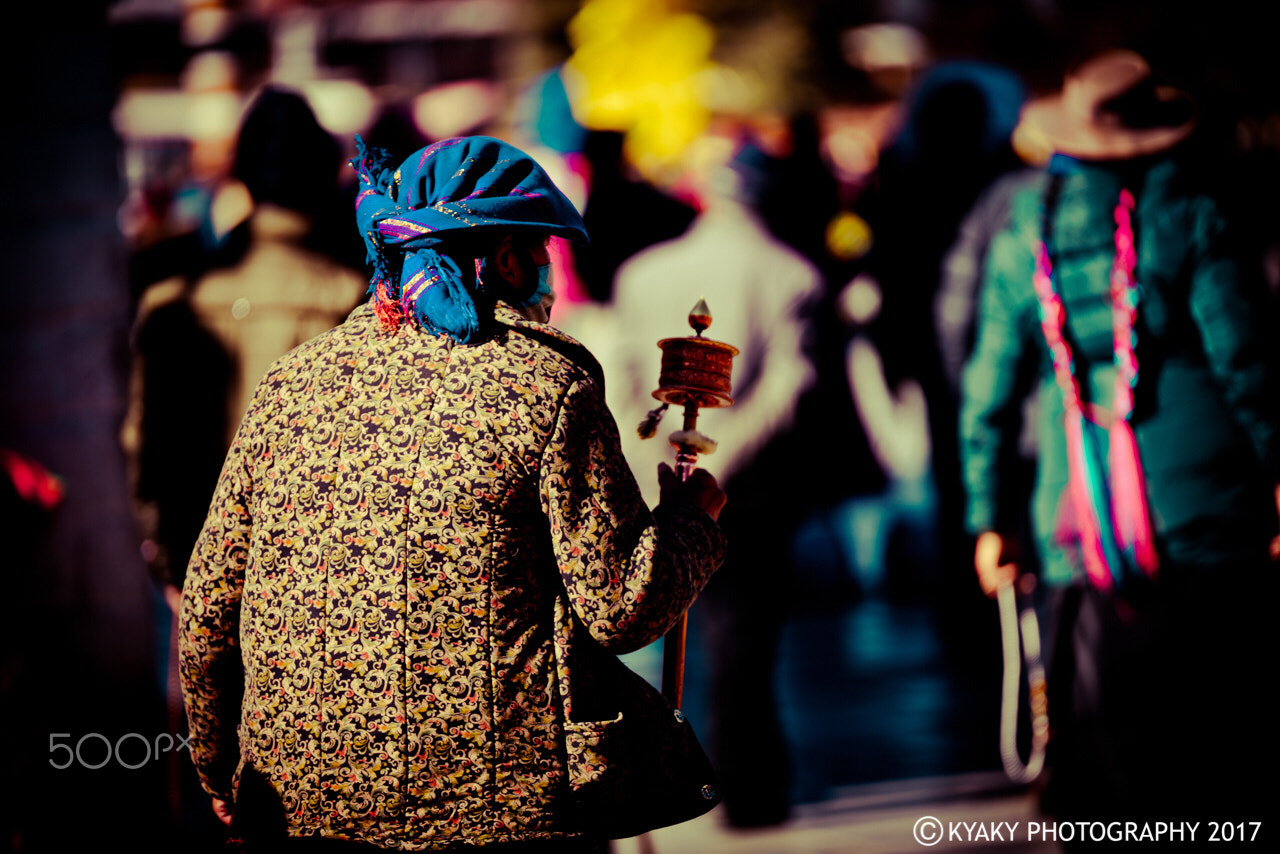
[
  {"xmin": 1037, "ymin": 156, "xmax": 1178, "ymax": 253},
  {"xmin": 493, "ymin": 302, "xmax": 606, "ymax": 390}
]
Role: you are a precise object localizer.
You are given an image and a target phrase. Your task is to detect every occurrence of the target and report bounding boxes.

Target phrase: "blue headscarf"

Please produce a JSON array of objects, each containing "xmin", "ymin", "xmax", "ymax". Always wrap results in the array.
[{"xmin": 351, "ymin": 135, "xmax": 587, "ymax": 341}]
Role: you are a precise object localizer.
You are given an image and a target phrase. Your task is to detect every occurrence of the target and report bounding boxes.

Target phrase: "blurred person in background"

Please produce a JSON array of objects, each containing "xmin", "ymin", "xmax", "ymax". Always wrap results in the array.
[
  {"xmin": 179, "ymin": 134, "xmax": 726, "ymax": 851},
  {"xmin": 960, "ymin": 49, "xmax": 1279, "ymax": 825},
  {"xmin": 126, "ymin": 86, "xmax": 366, "ymax": 603},
  {"xmin": 936, "ymin": 167, "xmax": 1042, "ymax": 396},
  {"xmin": 935, "ymin": 165, "xmax": 1045, "ymax": 647},
  {"xmin": 123, "ymin": 85, "xmax": 367, "ymax": 848},
  {"xmin": 856, "ymin": 61, "xmax": 1028, "ymax": 603},
  {"xmin": 832, "ymin": 272, "xmax": 936, "ymax": 594},
  {"xmin": 604, "ymin": 137, "xmax": 823, "ymax": 827},
  {"xmin": 574, "ymin": 129, "xmax": 698, "ymax": 305}
]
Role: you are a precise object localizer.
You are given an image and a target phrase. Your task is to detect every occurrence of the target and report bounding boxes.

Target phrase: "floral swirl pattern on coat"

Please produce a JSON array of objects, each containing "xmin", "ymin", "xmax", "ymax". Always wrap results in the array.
[{"xmin": 180, "ymin": 300, "xmax": 725, "ymax": 850}]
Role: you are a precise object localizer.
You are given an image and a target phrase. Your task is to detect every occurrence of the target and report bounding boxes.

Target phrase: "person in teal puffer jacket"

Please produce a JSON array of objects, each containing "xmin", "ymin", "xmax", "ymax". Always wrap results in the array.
[{"xmin": 960, "ymin": 50, "xmax": 1279, "ymax": 824}]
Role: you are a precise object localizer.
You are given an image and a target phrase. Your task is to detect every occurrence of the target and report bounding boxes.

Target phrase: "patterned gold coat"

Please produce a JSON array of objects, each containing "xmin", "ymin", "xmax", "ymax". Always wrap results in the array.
[{"xmin": 180, "ymin": 300, "xmax": 725, "ymax": 849}]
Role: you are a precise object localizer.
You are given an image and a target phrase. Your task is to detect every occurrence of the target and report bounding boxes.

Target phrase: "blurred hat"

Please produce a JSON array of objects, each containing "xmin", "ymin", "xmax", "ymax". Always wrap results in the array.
[{"xmin": 1017, "ymin": 50, "xmax": 1196, "ymax": 160}]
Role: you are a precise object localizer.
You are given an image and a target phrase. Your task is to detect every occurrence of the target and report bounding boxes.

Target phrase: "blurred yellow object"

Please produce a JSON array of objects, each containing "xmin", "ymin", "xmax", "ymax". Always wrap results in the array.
[
  {"xmin": 825, "ymin": 211, "xmax": 873, "ymax": 261},
  {"xmin": 566, "ymin": 0, "xmax": 718, "ymax": 182}
]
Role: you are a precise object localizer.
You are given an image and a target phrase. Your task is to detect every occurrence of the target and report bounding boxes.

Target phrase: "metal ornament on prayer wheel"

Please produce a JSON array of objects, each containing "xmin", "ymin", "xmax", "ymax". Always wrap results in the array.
[{"xmin": 637, "ymin": 299, "xmax": 738, "ymax": 707}]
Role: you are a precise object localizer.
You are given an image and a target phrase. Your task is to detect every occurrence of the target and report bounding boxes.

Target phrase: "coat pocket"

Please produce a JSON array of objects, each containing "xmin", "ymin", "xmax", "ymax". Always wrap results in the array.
[{"xmin": 564, "ymin": 712, "xmax": 627, "ymax": 793}]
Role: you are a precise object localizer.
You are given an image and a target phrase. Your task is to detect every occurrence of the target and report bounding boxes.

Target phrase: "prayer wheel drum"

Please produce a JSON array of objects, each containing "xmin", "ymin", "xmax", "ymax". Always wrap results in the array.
[{"xmin": 652, "ymin": 336, "xmax": 739, "ymax": 410}]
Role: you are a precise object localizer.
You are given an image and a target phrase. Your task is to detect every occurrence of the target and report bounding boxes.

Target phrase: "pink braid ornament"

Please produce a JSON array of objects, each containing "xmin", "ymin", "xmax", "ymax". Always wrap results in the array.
[{"xmin": 1032, "ymin": 188, "xmax": 1159, "ymax": 593}]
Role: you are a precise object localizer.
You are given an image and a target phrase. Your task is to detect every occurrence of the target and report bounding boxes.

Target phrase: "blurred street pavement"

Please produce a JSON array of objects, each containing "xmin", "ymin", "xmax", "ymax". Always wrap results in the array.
[{"xmin": 618, "ymin": 772, "xmax": 1064, "ymax": 854}]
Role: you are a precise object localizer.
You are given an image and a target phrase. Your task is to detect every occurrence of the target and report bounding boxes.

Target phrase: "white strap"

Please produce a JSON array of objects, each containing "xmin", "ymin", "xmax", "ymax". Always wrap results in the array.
[{"xmin": 997, "ymin": 582, "xmax": 1049, "ymax": 783}]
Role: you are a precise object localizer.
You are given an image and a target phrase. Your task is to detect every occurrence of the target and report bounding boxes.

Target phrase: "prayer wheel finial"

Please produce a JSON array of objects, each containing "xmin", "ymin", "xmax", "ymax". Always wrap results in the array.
[{"xmin": 689, "ymin": 297, "xmax": 712, "ymax": 336}]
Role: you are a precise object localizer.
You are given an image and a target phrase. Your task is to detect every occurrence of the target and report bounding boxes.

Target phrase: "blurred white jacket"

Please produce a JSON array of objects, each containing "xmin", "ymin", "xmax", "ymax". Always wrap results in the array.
[{"xmin": 565, "ymin": 194, "xmax": 821, "ymax": 507}]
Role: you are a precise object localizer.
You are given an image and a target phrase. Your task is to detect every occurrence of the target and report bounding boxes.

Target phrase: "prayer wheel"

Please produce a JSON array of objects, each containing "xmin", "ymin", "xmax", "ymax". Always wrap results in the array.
[
  {"xmin": 638, "ymin": 299, "xmax": 739, "ymax": 473},
  {"xmin": 639, "ymin": 299, "xmax": 738, "ymax": 706},
  {"xmin": 653, "ymin": 301, "xmax": 738, "ymax": 412}
]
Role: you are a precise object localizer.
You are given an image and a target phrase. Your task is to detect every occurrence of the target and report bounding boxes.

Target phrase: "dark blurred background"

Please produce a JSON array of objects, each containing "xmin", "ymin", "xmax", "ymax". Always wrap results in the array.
[{"xmin": 2, "ymin": 2, "xmax": 1276, "ymax": 852}]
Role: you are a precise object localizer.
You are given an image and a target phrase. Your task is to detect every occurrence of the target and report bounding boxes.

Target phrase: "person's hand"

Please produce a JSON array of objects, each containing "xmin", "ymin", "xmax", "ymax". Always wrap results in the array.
[
  {"xmin": 658, "ymin": 462, "xmax": 727, "ymax": 522},
  {"xmin": 211, "ymin": 796, "xmax": 234, "ymax": 827},
  {"xmin": 974, "ymin": 531, "xmax": 1020, "ymax": 597}
]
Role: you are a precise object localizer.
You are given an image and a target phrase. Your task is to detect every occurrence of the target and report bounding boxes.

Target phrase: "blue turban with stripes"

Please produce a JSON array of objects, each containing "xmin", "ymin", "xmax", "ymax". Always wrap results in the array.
[{"xmin": 351, "ymin": 135, "xmax": 587, "ymax": 341}]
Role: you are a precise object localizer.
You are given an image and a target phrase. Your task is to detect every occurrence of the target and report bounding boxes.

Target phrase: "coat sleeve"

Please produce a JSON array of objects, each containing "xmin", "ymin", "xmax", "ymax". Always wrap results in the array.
[
  {"xmin": 179, "ymin": 403, "xmax": 258, "ymax": 801},
  {"xmin": 959, "ymin": 225, "xmax": 1036, "ymax": 536},
  {"xmin": 937, "ymin": 170, "xmax": 1036, "ymax": 393},
  {"xmin": 540, "ymin": 376, "xmax": 726, "ymax": 653},
  {"xmin": 1186, "ymin": 197, "xmax": 1280, "ymax": 481}
]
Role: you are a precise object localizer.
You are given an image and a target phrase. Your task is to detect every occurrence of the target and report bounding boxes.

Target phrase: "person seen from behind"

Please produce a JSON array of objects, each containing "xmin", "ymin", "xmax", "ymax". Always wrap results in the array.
[
  {"xmin": 180, "ymin": 135, "xmax": 727, "ymax": 852},
  {"xmin": 960, "ymin": 49, "xmax": 1279, "ymax": 826}
]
